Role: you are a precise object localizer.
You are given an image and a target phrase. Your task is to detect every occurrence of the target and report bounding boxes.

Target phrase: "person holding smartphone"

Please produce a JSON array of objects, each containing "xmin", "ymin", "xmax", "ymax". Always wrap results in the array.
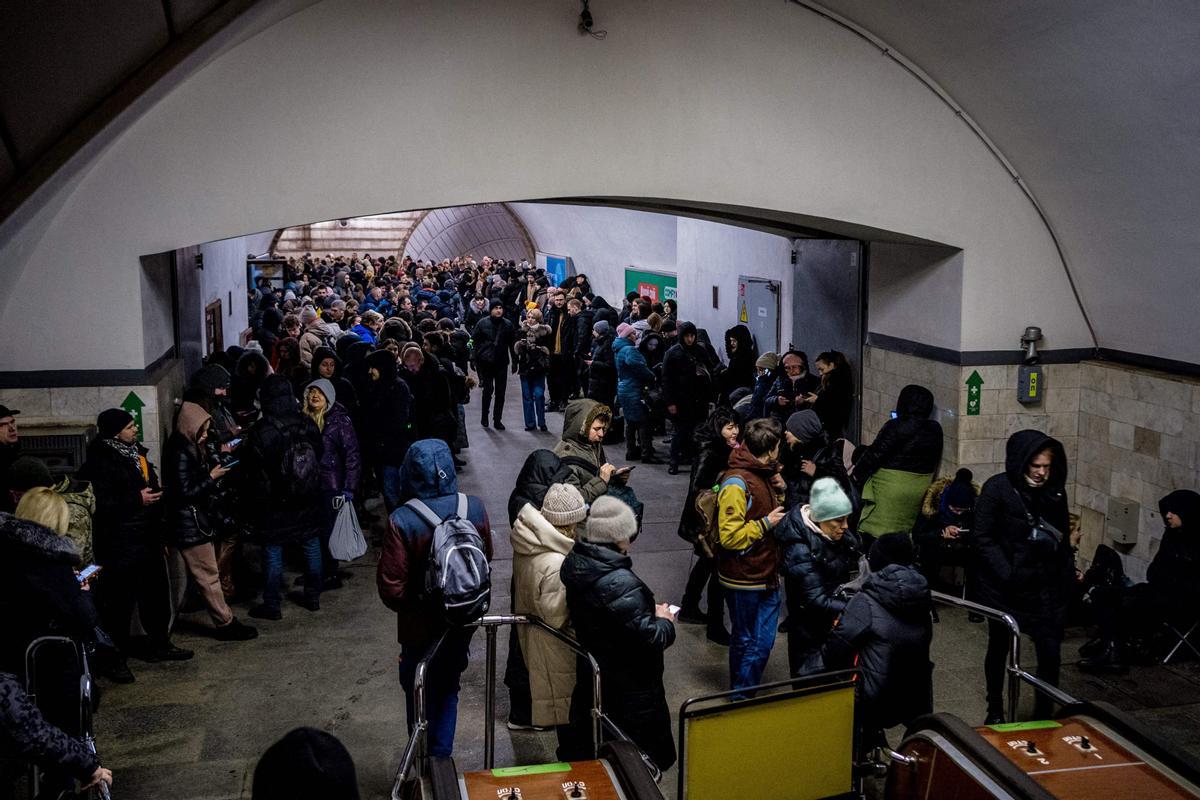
[
  {"xmin": 912, "ymin": 468, "xmax": 977, "ymax": 596},
  {"xmin": 78, "ymin": 408, "xmax": 192, "ymax": 678}
]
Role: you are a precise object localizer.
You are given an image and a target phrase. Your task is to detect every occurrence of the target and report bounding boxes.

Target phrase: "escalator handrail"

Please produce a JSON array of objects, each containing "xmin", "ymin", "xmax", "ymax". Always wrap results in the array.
[{"xmin": 899, "ymin": 712, "xmax": 1058, "ymax": 800}]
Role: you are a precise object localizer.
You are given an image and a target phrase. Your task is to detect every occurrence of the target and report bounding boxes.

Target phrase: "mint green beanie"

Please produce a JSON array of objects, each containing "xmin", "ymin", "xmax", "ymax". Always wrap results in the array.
[{"xmin": 809, "ymin": 477, "xmax": 853, "ymax": 522}]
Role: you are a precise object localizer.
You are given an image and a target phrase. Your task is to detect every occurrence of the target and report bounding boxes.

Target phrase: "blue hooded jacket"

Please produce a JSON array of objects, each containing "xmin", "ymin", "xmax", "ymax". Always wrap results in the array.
[{"xmin": 378, "ymin": 439, "xmax": 492, "ymax": 644}]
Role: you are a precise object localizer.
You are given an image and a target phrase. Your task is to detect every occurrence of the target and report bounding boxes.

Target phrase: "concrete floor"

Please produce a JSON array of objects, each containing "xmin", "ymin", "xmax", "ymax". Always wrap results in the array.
[{"xmin": 94, "ymin": 376, "xmax": 1200, "ymax": 799}]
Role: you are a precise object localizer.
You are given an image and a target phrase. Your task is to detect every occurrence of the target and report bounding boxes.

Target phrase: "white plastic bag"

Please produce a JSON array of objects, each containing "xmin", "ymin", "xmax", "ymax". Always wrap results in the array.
[{"xmin": 328, "ymin": 495, "xmax": 367, "ymax": 561}]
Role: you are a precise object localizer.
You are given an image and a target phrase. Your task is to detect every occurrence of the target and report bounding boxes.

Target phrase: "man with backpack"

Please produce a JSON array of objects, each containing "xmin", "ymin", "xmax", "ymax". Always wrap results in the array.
[
  {"xmin": 238, "ymin": 374, "xmax": 325, "ymax": 620},
  {"xmin": 377, "ymin": 439, "xmax": 493, "ymax": 758}
]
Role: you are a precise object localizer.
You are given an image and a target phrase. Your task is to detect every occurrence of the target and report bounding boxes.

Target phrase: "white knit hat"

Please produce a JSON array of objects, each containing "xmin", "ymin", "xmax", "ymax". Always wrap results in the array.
[
  {"xmin": 584, "ymin": 496, "xmax": 638, "ymax": 544},
  {"xmin": 541, "ymin": 483, "xmax": 587, "ymax": 527}
]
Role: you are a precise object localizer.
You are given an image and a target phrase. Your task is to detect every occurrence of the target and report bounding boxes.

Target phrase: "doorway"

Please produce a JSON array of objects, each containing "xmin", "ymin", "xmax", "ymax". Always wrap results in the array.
[{"xmin": 737, "ymin": 276, "xmax": 781, "ymax": 354}]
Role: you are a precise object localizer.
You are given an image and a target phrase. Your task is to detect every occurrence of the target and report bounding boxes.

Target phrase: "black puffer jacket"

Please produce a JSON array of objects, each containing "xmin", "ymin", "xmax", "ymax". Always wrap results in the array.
[
  {"xmin": 973, "ymin": 430, "xmax": 1073, "ymax": 627},
  {"xmin": 853, "ymin": 385, "xmax": 943, "ymax": 483},
  {"xmin": 363, "ymin": 350, "xmax": 413, "ymax": 468},
  {"xmin": 507, "ymin": 450, "xmax": 562, "ymax": 526},
  {"xmin": 818, "ymin": 564, "xmax": 933, "ymax": 730},
  {"xmin": 0, "ymin": 514, "xmax": 96, "ymax": 678},
  {"xmin": 309, "ymin": 346, "xmax": 359, "ymax": 420},
  {"xmin": 718, "ymin": 324, "xmax": 757, "ymax": 401},
  {"xmin": 401, "ymin": 356, "xmax": 456, "ymax": 446},
  {"xmin": 586, "ymin": 332, "xmax": 617, "ymax": 404},
  {"xmin": 0, "ymin": 671, "xmax": 99, "ymax": 792},
  {"xmin": 677, "ymin": 407, "xmax": 739, "ymax": 545},
  {"xmin": 776, "ymin": 509, "xmax": 861, "ymax": 620},
  {"xmin": 161, "ymin": 430, "xmax": 222, "ymax": 549},
  {"xmin": 661, "ymin": 322, "xmax": 709, "ymax": 415},
  {"xmin": 76, "ymin": 438, "xmax": 162, "ymax": 568},
  {"xmin": 238, "ymin": 376, "xmax": 324, "ymax": 545},
  {"xmin": 471, "ymin": 314, "xmax": 514, "ymax": 367},
  {"xmin": 561, "ymin": 540, "xmax": 676, "ymax": 771}
]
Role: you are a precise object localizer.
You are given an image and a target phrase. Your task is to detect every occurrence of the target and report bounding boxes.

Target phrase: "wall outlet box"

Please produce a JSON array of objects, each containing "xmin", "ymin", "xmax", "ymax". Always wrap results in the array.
[
  {"xmin": 1017, "ymin": 365, "xmax": 1043, "ymax": 405},
  {"xmin": 1105, "ymin": 497, "xmax": 1140, "ymax": 544}
]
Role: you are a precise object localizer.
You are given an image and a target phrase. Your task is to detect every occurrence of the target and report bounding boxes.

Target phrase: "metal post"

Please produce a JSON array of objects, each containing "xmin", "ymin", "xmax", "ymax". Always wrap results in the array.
[
  {"xmin": 1007, "ymin": 624, "xmax": 1023, "ymax": 723},
  {"xmin": 484, "ymin": 625, "xmax": 498, "ymax": 769},
  {"xmin": 591, "ymin": 656, "xmax": 603, "ymax": 758}
]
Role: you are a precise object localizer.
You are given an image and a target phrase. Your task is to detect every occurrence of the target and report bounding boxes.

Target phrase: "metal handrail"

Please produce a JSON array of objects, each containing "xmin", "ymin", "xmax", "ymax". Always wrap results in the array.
[
  {"xmin": 930, "ymin": 592, "xmax": 1077, "ymax": 721},
  {"xmin": 24, "ymin": 636, "xmax": 111, "ymax": 800},
  {"xmin": 391, "ymin": 614, "xmax": 628, "ymax": 800}
]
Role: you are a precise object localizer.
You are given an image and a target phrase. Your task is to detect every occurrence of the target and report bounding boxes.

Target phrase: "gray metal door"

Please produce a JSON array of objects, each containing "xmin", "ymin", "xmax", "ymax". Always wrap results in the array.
[
  {"xmin": 737, "ymin": 276, "xmax": 781, "ymax": 354},
  {"xmin": 791, "ymin": 240, "xmax": 865, "ymax": 441}
]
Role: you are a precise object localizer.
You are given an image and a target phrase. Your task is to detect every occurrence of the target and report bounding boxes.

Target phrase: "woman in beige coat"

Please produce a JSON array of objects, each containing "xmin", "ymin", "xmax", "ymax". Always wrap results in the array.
[{"xmin": 511, "ymin": 483, "xmax": 588, "ymax": 754}]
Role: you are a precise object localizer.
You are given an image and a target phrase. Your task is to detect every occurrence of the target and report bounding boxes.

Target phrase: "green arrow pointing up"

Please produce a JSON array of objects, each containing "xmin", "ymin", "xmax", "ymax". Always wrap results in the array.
[
  {"xmin": 965, "ymin": 371, "xmax": 984, "ymax": 416},
  {"xmin": 120, "ymin": 391, "xmax": 146, "ymax": 441}
]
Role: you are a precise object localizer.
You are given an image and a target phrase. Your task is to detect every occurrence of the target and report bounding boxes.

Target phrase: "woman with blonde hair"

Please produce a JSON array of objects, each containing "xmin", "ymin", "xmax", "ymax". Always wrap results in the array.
[{"xmin": 14, "ymin": 486, "xmax": 69, "ymax": 535}]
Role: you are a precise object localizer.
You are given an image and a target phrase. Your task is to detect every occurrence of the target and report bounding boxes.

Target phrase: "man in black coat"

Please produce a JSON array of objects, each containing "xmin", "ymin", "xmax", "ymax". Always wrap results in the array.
[
  {"xmin": 974, "ymin": 429, "xmax": 1072, "ymax": 723},
  {"xmin": 544, "ymin": 292, "xmax": 574, "ymax": 411},
  {"xmin": 0, "ymin": 405, "xmax": 20, "ymax": 514},
  {"xmin": 77, "ymin": 409, "xmax": 190, "ymax": 673},
  {"xmin": 661, "ymin": 321, "xmax": 709, "ymax": 474},
  {"xmin": 561, "ymin": 497, "xmax": 677, "ymax": 770},
  {"xmin": 817, "ymin": 534, "xmax": 932, "ymax": 746},
  {"xmin": 471, "ymin": 300, "xmax": 515, "ymax": 430}
]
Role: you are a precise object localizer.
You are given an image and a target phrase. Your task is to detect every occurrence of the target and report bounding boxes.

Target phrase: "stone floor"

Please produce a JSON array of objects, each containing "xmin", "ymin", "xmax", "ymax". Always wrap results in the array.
[{"xmin": 92, "ymin": 377, "xmax": 1200, "ymax": 799}]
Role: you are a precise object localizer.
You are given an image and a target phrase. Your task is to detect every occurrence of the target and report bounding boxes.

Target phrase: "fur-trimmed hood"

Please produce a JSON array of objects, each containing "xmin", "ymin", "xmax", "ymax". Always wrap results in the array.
[
  {"xmin": 920, "ymin": 475, "xmax": 982, "ymax": 518},
  {"xmin": 0, "ymin": 512, "xmax": 81, "ymax": 565}
]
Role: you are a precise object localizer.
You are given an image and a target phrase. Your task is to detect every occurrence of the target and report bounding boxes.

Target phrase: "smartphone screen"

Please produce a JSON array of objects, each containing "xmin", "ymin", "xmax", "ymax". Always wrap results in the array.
[
  {"xmin": 227, "ymin": 437, "xmax": 242, "ymax": 448},
  {"xmin": 667, "ymin": 604, "xmax": 681, "ymax": 616},
  {"xmin": 77, "ymin": 564, "xmax": 102, "ymax": 583},
  {"xmin": 223, "ymin": 460, "xmax": 240, "ymax": 468}
]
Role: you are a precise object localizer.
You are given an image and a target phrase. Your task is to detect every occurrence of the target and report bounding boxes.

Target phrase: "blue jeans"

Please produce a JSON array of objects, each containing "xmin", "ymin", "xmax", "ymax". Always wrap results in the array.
[
  {"xmin": 520, "ymin": 375, "xmax": 547, "ymax": 428},
  {"xmin": 382, "ymin": 465, "xmax": 403, "ymax": 513},
  {"xmin": 261, "ymin": 537, "xmax": 322, "ymax": 611},
  {"xmin": 725, "ymin": 587, "xmax": 781, "ymax": 698},
  {"xmin": 398, "ymin": 628, "xmax": 476, "ymax": 758}
]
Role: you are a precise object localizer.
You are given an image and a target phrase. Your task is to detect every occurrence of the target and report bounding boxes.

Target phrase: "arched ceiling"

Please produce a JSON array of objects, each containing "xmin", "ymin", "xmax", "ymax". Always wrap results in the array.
[
  {"xmin": 402, "ymin": 203, "xmax": 535, "ymax": 264},
  {"xmin": 270, "ymin": 203, "xmax": 535, "ymax": 264}
]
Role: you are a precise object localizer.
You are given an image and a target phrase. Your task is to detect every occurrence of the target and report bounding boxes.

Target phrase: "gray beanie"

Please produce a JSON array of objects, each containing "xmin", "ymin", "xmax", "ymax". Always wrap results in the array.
[
  {"xmin": 785, "ymin": 410, "xmax": 824, "ymax": 444},
  {"xmin": 809, "ymin": 477, "xmax": 853, "ymax": 522},
  {"xmin": 592, "ymin": 320, "xmax": 611, "ymax": 336},
  {"xmin": 541, "ymin": 483, "xmax": 587, "ymax": 527},
  {"xmin": 584, "ymin": 496, "xmax": 638, "ymax": 544},
  {"xmin": 306, "ymin": 378, "xmax": 336, "ymax": 406},
  {"xmin": 299, "ymin": 306, "xmax": 319, "ymax": 325}
]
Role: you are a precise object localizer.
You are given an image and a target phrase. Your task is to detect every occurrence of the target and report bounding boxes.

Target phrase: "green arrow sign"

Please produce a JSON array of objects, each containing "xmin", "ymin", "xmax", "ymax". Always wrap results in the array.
[
  {"xmin": 965, "ymin": 370, "xmax": 984, "ymax": 417},
  {"xmin": 120, "ymin": 391, "xmax": 146, "ymax": 441}
]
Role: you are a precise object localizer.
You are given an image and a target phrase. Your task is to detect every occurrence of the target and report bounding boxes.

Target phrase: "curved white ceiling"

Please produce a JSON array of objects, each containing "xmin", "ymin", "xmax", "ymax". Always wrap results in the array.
[
  {"xmin": 812, "ymin": 0, "xmax": 1200, "ymax": 363},
  {"xmin": 402, "ymin": 203, "xmax": 534, "ymax": 264}
]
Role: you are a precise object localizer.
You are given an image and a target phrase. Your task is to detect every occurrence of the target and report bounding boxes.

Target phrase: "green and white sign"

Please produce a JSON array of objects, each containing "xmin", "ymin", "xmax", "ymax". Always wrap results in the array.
[
  {"xmin": 121, "ymin": 391, "xmax": 146, "ymax": 440},
  {"xmin": 624, "ymin": 268, "xmax": 677, "ymax": 304},
  {"xmin": 965, "ymin": 370, "xmax": 984, "ymax": 417}
]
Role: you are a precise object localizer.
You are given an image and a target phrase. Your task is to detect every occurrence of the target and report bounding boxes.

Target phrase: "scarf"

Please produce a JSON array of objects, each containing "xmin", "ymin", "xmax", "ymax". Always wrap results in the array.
[{"xmin": 104, "ymin": 437, "xmax": 149, "ymax": 480}]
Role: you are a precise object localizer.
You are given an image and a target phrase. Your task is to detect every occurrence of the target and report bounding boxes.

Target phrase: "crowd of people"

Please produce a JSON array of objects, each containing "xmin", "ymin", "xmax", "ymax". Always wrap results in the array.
[{"xmin": 1, "ymin": 248, "xmax": 1197, "ymax": 797}]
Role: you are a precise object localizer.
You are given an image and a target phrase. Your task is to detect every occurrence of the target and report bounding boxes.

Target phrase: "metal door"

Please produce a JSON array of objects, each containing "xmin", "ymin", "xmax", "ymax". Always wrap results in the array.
[
  {"xmin": 736, "ymin": 276, "xmax": 781, "ymax": 354},
  {"xmin": 791, "ymin": 240, "xmax": 865, "ymax": 441}
]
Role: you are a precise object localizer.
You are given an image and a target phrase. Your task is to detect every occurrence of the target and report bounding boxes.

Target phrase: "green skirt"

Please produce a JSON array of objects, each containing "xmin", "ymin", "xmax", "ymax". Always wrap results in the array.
[{"xmin": 858, "ymin": 468, "xmax": 934, "ymax": 537}]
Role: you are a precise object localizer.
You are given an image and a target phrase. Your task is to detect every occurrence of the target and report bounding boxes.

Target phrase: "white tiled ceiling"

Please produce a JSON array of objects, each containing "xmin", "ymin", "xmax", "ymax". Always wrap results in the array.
[{"xmin": 403, "ymin": 203, "xmax": 533, "ymax": 265}]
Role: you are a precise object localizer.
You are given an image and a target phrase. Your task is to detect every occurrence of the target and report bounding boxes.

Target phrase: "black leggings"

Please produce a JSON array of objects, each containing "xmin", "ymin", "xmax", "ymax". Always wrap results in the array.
[{"xmin": 682, "ymin": 553, "xmax": 725, "ymax": 630}]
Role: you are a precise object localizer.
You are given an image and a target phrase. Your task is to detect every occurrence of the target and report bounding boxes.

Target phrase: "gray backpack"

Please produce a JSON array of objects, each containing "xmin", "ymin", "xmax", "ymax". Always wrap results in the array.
[{"xmin": 406, "ymin": 493, "xmax": 491, "ymax": 625}]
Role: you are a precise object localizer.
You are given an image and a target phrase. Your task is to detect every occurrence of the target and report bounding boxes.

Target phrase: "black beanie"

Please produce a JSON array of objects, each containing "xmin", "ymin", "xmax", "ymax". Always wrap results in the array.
[
  {"xmin": 7, "ymin": 457, "xmax": 54, "ymax": 491},
  {"xmin": 252, "ymin": 727, "xmax": 359, "ymax": 800},
  {"xmin": 96, "ymin": 408, "xmax": 134, "ymax": 439},
  {"xmin": 488, "ymin": 299, "xmax": 505, "ymax": 311},
  {"xmin": 868, "ymin": 533, "xmax": 915, "ymax": 573},
  {"xmin": 943, "ymin": 468, "xmax": 976, "ymax": 509}
]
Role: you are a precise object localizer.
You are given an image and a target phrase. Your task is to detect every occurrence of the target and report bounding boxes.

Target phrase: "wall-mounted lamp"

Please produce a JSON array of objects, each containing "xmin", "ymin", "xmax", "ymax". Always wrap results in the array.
[{"xmin": 1020, "ymin": 326, "xmax": 1042, "ymax": 364}]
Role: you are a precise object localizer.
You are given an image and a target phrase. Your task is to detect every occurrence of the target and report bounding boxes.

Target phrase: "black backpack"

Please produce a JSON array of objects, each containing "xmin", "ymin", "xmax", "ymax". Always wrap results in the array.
[{"xmin": 267, "ymin": 418, "xmax": 321, "ymax": 498}]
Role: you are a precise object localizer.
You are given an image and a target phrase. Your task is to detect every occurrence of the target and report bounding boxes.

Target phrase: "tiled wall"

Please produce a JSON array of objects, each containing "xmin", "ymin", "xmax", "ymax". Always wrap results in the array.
[
  {"xmin": 863, "ymin": 345, "xmax": 1200, "ymax": 581},
  {"xmin": 1075, "ymin": 361, "xmax": 1200, "ymax": 580},
  {"xmin": 0, "ymin": 360, "xmax": 185, "ymax": 467}
]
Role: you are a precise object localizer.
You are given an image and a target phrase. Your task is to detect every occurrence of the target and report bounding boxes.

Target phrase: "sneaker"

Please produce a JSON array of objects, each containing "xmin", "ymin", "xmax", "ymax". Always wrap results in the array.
[
  {"xmin": 667, "ymin": 463, "xmax": 679, "ymax": 475},
  {"xmin": 481, "ymin": 418, "xmax": 490, "ymax": 429},
  {"xmin": 453, "ymin": 456, "xmax": 468, "ymax": 468},
  {"xmin": 248, "ymin": 604, "xmax": 282, "ymax": 621},
  {"xmin": 624, "ymin": 452, "xmax": 641, "ymax": 462},
  {"xmin": 141, "ymin": 643, "xmax": 195, "ymax": 662},
  {"xmin": 506, "ymin": 718, "xmax": 549, "ymax": 732},
  {"xmin": 706, "ymin": 628, "xmax": 732, "ymax": 647},
  {"xmin": 494, "ymin": 420, "xmax": 506, "ymax": 431},
  {"xmin": 214, "ymin": 618, "xmax": 260, "ymax": 640},
  {"xmin": 676, "ymin": 606, "xmax": 707, "ymax": 625},
  {"xmin": 538, "ymin": 425, "xmax": 548, "ymax": 432}
]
